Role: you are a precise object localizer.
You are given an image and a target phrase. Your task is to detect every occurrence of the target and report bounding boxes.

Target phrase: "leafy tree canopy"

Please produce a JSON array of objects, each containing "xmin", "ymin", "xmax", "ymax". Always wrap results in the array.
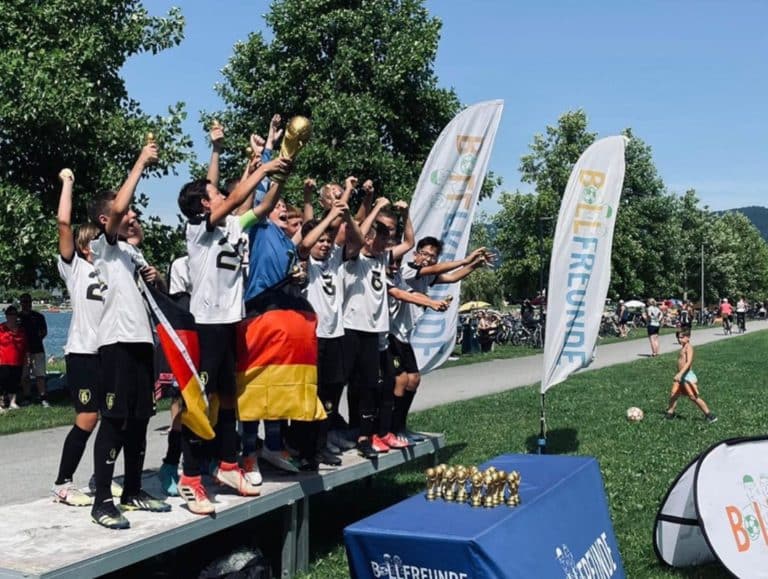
[
  {"xmin": 0, "ymin": 0, "xmax": 191, "ymax": 287},
  {"xmin": 208, "ymin": 0, "xmax": 463, "ymax": 206}
]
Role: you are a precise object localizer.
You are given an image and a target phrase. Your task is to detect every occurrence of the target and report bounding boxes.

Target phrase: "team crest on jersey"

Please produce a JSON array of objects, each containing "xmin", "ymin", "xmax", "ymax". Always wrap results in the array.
[
  {"xmin": 106, "ymin": 393, "xmax": 115, "ymax": 410},
  {"xmin": 200, "ymin": 371, "xmax": 209, "ymax": 386},
  {"xmin": 78, "ymin": 389, "xmax": 91, "ymax": 405},
  {"xmin": 109, "ymin": 448, "xmax": 117, "ymax": 461},
  {"xmin": 393, "ymin": 357, "xmax": 401, "ymax": 369}
]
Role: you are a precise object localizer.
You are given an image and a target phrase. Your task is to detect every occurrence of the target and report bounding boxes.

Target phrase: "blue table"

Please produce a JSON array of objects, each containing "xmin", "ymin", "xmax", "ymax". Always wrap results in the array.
[{"xmin": 345, "ymin": 454, "xmax": 625, "ymax": 578}]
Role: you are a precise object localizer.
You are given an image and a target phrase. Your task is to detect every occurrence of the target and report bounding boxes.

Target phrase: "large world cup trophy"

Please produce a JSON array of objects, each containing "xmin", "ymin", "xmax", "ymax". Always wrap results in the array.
[{"xmin": 271, "ymin": 115, "xmax": 312, "ymax": 183}]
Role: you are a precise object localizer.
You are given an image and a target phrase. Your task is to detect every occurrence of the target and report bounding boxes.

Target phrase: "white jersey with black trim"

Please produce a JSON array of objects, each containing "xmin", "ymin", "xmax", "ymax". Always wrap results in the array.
[
  {"xmin": 186, "ymin": 214, "xmax": 246, "ymax": 325},
  {"xmin": 168, "ymin": 255, "xmax": 192, "ymax": 295},
  {"xmin": 89, "ymin": 235, "xmax": 153, "ymax": 346},
  {"xmin": 343, "ymin": 252, "xmax": 390, "ymax": 333},
  {"xmin": 388, "ymin": 267, "xmax": 418, "ymax": 343},
  {"xmin": 401, "ymin": 261, "xmax": 437, "ymax": 294},
  {"xmin": 304, "ymin": 245, "xmax": 345, "ymax": 338},
  {"xmin": 57, "ymin": 254, "xmax": 105, "ymax": 355}
]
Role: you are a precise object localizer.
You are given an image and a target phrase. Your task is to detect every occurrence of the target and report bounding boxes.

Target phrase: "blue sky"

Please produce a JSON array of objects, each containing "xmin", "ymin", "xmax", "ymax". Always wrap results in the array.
[{"xmin": 123, "ymin": 1, "xmax": 768, "ymax": 223}]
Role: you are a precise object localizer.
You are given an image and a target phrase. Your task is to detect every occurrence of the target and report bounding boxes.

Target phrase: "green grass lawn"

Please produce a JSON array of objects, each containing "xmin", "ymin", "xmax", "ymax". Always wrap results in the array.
[{"xmin": 297, "ymin": 330, "xmax": 765, "ymax": 578}]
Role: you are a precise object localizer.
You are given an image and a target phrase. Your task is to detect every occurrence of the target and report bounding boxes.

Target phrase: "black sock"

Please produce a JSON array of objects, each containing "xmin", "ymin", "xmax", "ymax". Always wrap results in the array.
[
  {"xmin": 56, "ymin": 424, "xmax": 92, "ymax": 485},
  {"xmin": 163, "ymin": 429, "xmax": 182, "ymax": 466},
  {"xmin": 216, "ymin": 409, "xmax": 238, "ymax": 464},
  {"xmin": 181, "ymin": 425, "xmax": 207, "ymax": 477},
  {"xmin": 121, "ymin": 418, "xmax": 149, "ymax": 498},
  {"xmin": 93, "ymin": 418, "xmax": 124, "ymax": 505},
  {"xmin": 392, "ymin": 394, "xmax": 407, "ymax": 434},
  {"xmin": 402, "ymin": 390, "xmax": 417, "ymax": 430}
]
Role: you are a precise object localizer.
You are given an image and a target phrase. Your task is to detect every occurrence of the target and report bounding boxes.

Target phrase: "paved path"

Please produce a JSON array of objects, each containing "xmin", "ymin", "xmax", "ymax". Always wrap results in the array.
[{"xmin": 0, "ymin": 321, "xmax": 762, "ymax": 506}]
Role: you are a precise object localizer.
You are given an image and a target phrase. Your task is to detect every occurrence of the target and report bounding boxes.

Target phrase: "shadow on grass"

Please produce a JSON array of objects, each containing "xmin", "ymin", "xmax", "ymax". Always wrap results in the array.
[
  {"xmin": 524, "ymin": 428, "xmax": 579, "ymax": 454},
  {"xmin": 434, "ymin": 442, "xmax": 468, "ymax": 464}
]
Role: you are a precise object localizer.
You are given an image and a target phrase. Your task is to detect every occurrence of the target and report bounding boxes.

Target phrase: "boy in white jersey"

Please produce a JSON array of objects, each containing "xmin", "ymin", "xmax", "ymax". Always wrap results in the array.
[
  {"xmin": 342, "ymin": 197, "xmax": 415, "ymax": 458},
  {"xmin": 87, "ymin": 143, "xmax": 171, "ymax": 529},
  {"xmin": 299, "ymin": 201, "xmax": 363, "ymax": 465},
  {"xmin": 51, "ymin": 169, "xmax": 105, "ymax": 507},
  {"xmin": 393, "ymin": 237, "xmax": 489, "ymax": 440},
  {"xmin": 175, "ymin": 156, "xmax": 288, "ymax": 514}
]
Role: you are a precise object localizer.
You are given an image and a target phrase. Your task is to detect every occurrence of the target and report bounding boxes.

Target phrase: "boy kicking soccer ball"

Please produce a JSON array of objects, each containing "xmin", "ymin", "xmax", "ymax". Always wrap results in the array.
[{"xmin": 665, "ymin": 330, "xmax": 717, "ymax": 423}]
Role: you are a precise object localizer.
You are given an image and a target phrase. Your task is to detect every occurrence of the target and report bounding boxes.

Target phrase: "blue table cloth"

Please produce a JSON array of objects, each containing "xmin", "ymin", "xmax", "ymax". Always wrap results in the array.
[{"xmin": 345, "ymin": 454, "xmax": 625, "ymax": 578}]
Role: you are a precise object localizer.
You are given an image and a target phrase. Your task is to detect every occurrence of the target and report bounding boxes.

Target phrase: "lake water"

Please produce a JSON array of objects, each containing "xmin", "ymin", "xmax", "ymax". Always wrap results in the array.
[{"xmin": 42, "ymin": 311, "xmax": 72, "ymax": 359}]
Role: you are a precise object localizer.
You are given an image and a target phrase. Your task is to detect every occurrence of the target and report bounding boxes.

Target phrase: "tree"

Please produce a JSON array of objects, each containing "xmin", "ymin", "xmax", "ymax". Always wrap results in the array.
[
  {"xmin": 460, "ymin": 213, "xmax": 503, "ymax": 305},
  {"xmin": 0, "ymin": 1, "xmax": 191, "ymax": 287},
  {"xmin": 208, "ymin": 0, "xmax": 461, "ymax": 207}
]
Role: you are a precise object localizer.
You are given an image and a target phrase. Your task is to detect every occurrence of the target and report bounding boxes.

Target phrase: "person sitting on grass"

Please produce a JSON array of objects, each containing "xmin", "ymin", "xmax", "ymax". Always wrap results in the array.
[{"xmin": 664, "ymin": 329, "xmax": 717, "ymax": 423}]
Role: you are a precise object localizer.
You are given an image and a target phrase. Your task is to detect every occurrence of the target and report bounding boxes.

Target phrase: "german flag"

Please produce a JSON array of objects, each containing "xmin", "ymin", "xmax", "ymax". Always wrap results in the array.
[
  {"xmin": 139, "ymin": 279, "xmax": 215, "ymax": 440},
  {"xmin": 236, "ymin": 290, "xmax": 326, "ymax": 421}
]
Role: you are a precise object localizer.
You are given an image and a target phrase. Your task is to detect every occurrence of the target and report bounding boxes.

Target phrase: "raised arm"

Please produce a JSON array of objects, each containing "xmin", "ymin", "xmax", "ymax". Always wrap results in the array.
[
  {"xmin": 303, "ymin": 178, "xmax": 316, "ymax": 222},
  {"xmin": 298, "ymin": 202, "xmax": 345, "ymax": 259},
  {"xmin": 359, "ymin": 197, "xmax": 390, "ymax": 238},
  {"xmin": 107, "ymin": 143, "xmax": 158, "ymax": 237},
  {"xmin": 210, "ymin": 157, "xmax": 290, "ymax": 225},
  {"xmin": 265, "ymin": 114, "xmax": 283, "ymax": 152},
  {"xmin": 354, "ymin": 179, "xmax": 374, "ymax": 223},
  {"xmin": 389, "ymin": 201, "xmax": 415, "ymax": 261},
  {"xmin": 57, "ymin": 169, "xmax": 76, "ymax": 261},
  {"xmin": 388, "ymin": 287, "xmax": 448, "ymax": 311},
  {"xmin": 436, "ymin": 252, "xmax": 488, "ymax": 284},
  {"xmin": 341, "ymin": 207, "xmax": 364, "ymax": 259},
  {"xmin": 420, "ymin": 247, "xmax": 488, "ymax": 278},
  {"xmin": 206, "ymin": 121, "xmax": 224, "ymax": 185}
]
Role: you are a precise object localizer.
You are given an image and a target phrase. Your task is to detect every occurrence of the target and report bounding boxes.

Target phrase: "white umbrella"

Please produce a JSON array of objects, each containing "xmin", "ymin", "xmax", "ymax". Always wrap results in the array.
[{"xmin": 624, "ymin": 299, "xmax": 645, "ymax": 308}]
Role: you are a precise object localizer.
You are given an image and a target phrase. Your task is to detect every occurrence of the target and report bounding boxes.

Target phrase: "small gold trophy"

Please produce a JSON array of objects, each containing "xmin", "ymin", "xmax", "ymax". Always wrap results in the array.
[
  {"xmin": 455, "ymin": 467, "xmax": 469, "ymax": 503},
  {"xmin": 211, "ymin": 119, "xmax": 222, "ymax": 130},
  {"xmin": 146, "ymin": 132, "xmax": 156, "ymax": 145},
  {"xmin": 506, "ymin": 471, "xmax": 521, "ymax": 507},
  {"xmin": 493, "ymin": 471, "xmax": 506, "ymax": 506},
  {"xmin": 482, "ymin": 474, "xmax": 495, "ymax": 508},
  {"xmin": 470, "ymin": 473, "xmax": 484, "ymax": 507},
  {"xmin": 443, "ymin": 467, "xmax": 456, "ymax": 501},
  {"xmin": 425, "ymin": 468, "xmax": 437, "ymax": 501},
  {"xmin": 271, "ymin": 115, "xmax": 312, "ymax": 183},
  {"xmin": 434, "ymin": 464, "xmax": 446, "ymax": 499},
  {"xmin": 245, "ymin": 146, "xmax": 255, "ymax": 159}
]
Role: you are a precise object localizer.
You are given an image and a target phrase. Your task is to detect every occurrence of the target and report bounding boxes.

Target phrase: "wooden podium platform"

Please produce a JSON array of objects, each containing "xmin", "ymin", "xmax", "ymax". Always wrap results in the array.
[{"xmin": 0, "ymin": 434, "xmax": 443, "ymax": 579}]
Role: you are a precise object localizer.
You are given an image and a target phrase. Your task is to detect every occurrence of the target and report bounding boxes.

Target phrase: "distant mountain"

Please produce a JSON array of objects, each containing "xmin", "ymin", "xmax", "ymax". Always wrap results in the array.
[{"xmin": 720, "ymin": 206, "xmax": 768, "ymax": 241}]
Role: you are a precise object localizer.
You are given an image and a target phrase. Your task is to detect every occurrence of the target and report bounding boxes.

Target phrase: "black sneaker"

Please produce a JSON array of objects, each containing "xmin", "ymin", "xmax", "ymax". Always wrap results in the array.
[
  {"xmin": 91, "ymin": 500, "xmax": 130, "ymax": 530},
  {"xmin": 297, "ymin": 457, "xmax": 319, "ymax": 472},
  {"xmin": 120, "ymin": 490, "xmax": 171, "ymax": 512},
  {"xmin": 356, "ymin": 439, "xmax": 379, "ymax": 460},
  {"xmin": 664, "ymin": 412, "xmax": 676, "ymax": 420},
  {"xmin": 315, "ymin": 448, "xmax": 342, "ymax": 466},
  {"xmin": 706, "ymin": 413, "xmax": 718, "ymax": 424}
]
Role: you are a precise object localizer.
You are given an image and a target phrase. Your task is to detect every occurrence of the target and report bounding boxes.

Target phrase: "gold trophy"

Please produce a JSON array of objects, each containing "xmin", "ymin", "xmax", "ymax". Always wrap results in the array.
[
  {"xmin": 482, "ymin": 474, "xmax": 495, "ymax": 508},
  {"xmin": 455, "ymin": 467, "xmax": 469, "ymax": 503},
  {"xmin": 493, "ymin": 471, "xmax": 506, "ymax": 506},
  {"xmin": 146, "ymin": 132, "xmax": 156, "ymax": 145},
  {"xmin": 425, "ymin": 468, "xmax": 438, "ymax": 501},
  {"xmin": 470, "ymin": 473, "xmax": 484, "ymax": 507},
  {"xmin": 443, "ymin": 467, "xmax": 457, "ymax": 501},
  {"xmin": 271, "ymin": 115, "xmax": 312, "ymax": 183},
  {"xmin": 211, "ymin": 119, "xmax": 222, "ymax": 130},
  {"xmin": 434, "ymin": 464, "xmax": 446, "ymax": 499},
  {"xmin": 506, "ymin": 471, "xmax": 521, "ymax": 507}
]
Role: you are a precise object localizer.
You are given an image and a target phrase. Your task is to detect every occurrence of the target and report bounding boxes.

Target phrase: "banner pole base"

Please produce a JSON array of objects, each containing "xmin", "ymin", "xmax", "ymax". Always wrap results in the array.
[{"xmin": 537, "ymin": 392, "xmax": 547, "ymax": 454}]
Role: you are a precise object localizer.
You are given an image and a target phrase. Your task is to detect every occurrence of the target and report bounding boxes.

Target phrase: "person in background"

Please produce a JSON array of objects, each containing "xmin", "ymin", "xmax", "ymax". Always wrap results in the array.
[
  {"xmin": 644, "ymin": 298, "xmax": 662, "ymax": 357},
  {"xmin": 0, "ymin": 306, "xmax": 26, "ymax": 414},
  {"xmin": 736, "ymin": 296, "xmax": 748, "ymax": 333},
  {"xmin": 718, "ymin": 298, "xmax": 733, "ymax": 335},
  {"xmin": 616, "ymin": 300, "xmax": 629, "ymax": 338},
  {"xmin": 18, "ymin": 292, "xmax": 49, "ymax": 406}
]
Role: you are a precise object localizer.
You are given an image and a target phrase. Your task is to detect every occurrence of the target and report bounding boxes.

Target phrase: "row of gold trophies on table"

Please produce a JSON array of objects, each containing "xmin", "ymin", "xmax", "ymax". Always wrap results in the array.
[{"xmin": 425, "ymin": 464, "xmax": 522, "ymax": 508}]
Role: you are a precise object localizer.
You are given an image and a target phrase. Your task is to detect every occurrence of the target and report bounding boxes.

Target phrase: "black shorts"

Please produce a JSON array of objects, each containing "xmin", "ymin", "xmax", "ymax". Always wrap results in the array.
[
  {"xmin": 198, "ymin": 323, "xmax": 237, "ymax": 397},
  {"xmin": 99, "ymin": 342, "xmax": 155, "ymax": 419},
  {"xmin": 318, "ymin": 336, "xmax": 345, "ymax": 386},
  {"xmin": 0, "ymin": 365, "xmax": 22, "ymax": 395},
  {"xmin": 342, "ymin": 329, "xmax": 379, "ymax": 391},
  {"xmin": 388, "ymin": 335, "xmax": 419, "ymax": 376},
  {"xmin": 65, "ymin": 353, "xmax": 100, "ymax": 413},
  {"xmin": 647, "ymin": 325, "xmax": 660, "ymax": 336}
]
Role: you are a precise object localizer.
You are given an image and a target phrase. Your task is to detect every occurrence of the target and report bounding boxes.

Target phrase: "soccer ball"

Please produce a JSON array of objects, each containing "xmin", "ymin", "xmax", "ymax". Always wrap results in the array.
[{"xmin": 626, "ymin": 407, "xmax": 644, "ymax": 422}]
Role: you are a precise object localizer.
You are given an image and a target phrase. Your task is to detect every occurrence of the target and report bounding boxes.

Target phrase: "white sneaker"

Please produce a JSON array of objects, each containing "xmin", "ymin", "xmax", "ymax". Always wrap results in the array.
[
  {"xmin": 8, "ymin": 401, "xmax": 19, "ymax": 410},
  {"xmin": 52, "ymin": 482, "xmax": 93, "ymax": 507},
  {"xmin": 41, "ymin": 400, "xmax": 51, "ymax": 408},
  {"xmin": 242, "ymin": 453, "xmax": 263, "ymax": 486},
  {"xmin": 213, "ymin": 461, "xmax": 260, "ymax": 496}
]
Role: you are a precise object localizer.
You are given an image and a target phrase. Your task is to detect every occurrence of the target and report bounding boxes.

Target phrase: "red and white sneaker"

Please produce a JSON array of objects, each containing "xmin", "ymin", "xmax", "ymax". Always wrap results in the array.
[
  {"xmin": 241, "ymin": 453, "xmax": 263, "ymax": 486},
  {"xmin": 370, "ymin": 435, "xmax": 391, "ymax": 453},
  {"xmin": 178, "ymin": 475, "xmax": 215, "ymax": 515},
  {"xmin": 379, "ymin": 432, "xmax": 409, "ymax": 449},
  {"xmin": 214, "ymin": 461, "xmax": 261, "ymax": 496}
]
